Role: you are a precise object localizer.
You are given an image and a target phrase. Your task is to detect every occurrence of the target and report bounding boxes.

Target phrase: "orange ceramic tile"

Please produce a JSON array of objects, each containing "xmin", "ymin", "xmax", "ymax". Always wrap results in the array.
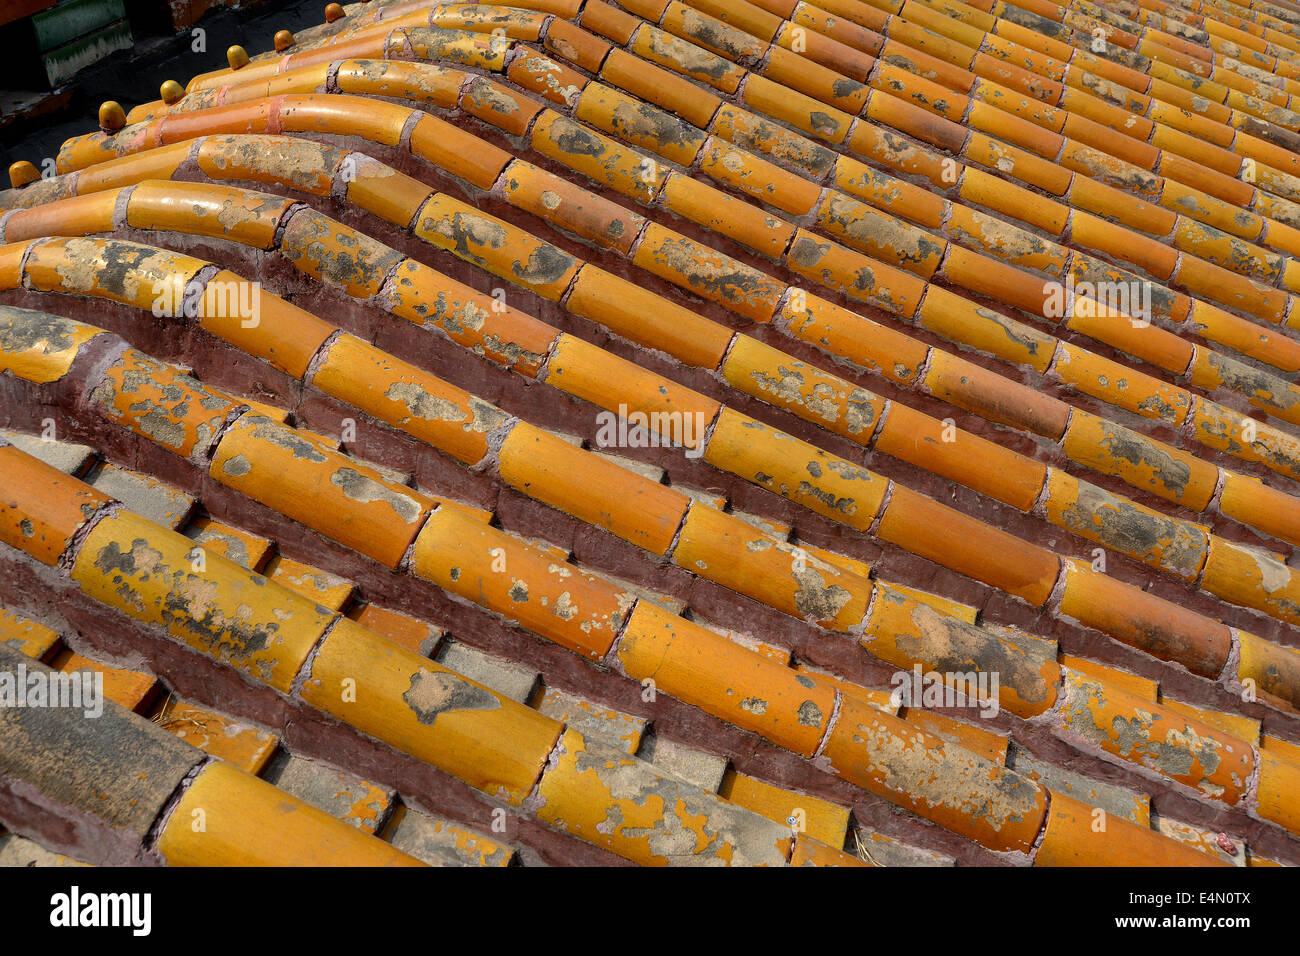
[
  {"xmin": 1053, "ymin": 342, "xmax": 1192, "ymax": 425},
  {"xmin": 671, "ymin": 501, "xmax": 873, "ymax": 629},
  {"xmin": 1255, "ymin": 749, "xmax": 1300, "ymax": 834},
  {"xmin": 711, "ymin": 102, "xmax": 840, "ymax": 180},
  {"xmin": 781, "ymin": 289, "xmax": 930, "ymax": 386},
  {"xmin": 498, "ymin": 421, "xmax": 691, "ymax": 556},
  {"xmin": 1238, "ymin": 627, "xmax": 1300, "ymax": 711},
  {"xmin": 153, "ymin": 698, "xmax": 279, "ymax": 774},
  {"xmin": 530, "ymin": 110, "xmax": 666, "ymax": 205},
  {"xmin": 835, "ymin": 154, "xmax": 948, "ymax": 229},
  {"xmin": 786, "ymin": 228, "xmax": 928, "ymax": 318},
  {"xmin": 1058, "ymin": 561, "xmax": 1231, "ymax": 677},
  {"xmin": 1200, "ymin": 536, "xmax": 1300, "ymax": 626},
  {"xmin": 616, "ymin": 602, "xmax": 837, "ymax": 756},
  {"xmin": 23, "ymin": 237, "xmax": 209, "ymax": 315},
  {"xmin": 816, "ymin": 193, "xmax": 947, "ymax": 279},
  {"xmin": 1217, "ymin": 472, "xmax": 1300, "ymax": 547},
  {"xmin": 50, "ymin": 648, "xmax": 156, "ymax": 712},
  {"xmin": 1068, "ymin": 210, "xmax": 1180, "ymax": 279},
  {"xmin": 1041, "ymin": 468, "xmax": 1210, "ymax": 581},
  {"xmin": 720, "ymin": 768, "xmax": 852, "ymax": 845},
  {"xmin": 407, "ymin": 113, "xmax": 512, "ymax": 190},
  {"xmin": 778, "ymin": 18, "xmax": 877, "ymax": 80},
  {"xmin": 876, "ymin": 484, "xmax": 1061, "ymax": 605},
  {"xmin": 966, "ymin": 98, "xmax": 1066, "ymax": 158},
  {"xmin": 880, "ymin": 580, "xmax": 980, "ymax": 623},
  {"xmin": 0, "ymin": 446, "xmax": 108, "ymax": 566},
  {"xmin": 184, "ymin": 515, "xmax": 273, "ymax": 571},
  {"xmin": 544, "ymin": 332, "xmax": 720, "ymax": 445},
  {"xmin": 1059, "ymin": 655, "xmax": 1158, "ymax": 701},
  {"xmin": 275, "ymin": 94, "xmax": 414, "ymax": 147},
  {"xmin": 923, "ymin": 348, "xmax": 1071, "ymax": 437},
  {"xmin": 866, "ymin": 84, "xmax": 970, "ymax": 152},
  {"xmin": 264, "ymin": 553, "xmax": 355, "ymax": 610},
  {"xmin": 1160, "ymin": 695, "xmax": 1260, "ymax": 745},
  {"xmin": 507, "ymin": 49, "xmax": 588, "ymax": 108},
  {"xmin": 660, "ymin": 172, "xmax": 795, "ymax": 260},
  {"xmin": 721, "ymin": 333, "xmax": 886, "ymax": 443},
  {"xmin": 1261, "ymin": 734, "xmax": 1300, "ymax": 766},
  {"xmin": 915, "ymin": 281, "xmax": 1056, "ymax": 371},
  {"xmin": 414, "ymin": 193, "xmax": 580, "ymax": 302},
  {"xmin": 126, "ymin": 181, "xmax": 295, "ymax": 250},
  {"xmin": 821, "ymin": 692, "xmax": 1048, "ymax": 852},
  {"xmin": 880, "ymin": 37, "xmax": 972, "ymax": 93},
  {"xmin": 535, "ymin": 728, "xmax": 791, "ymax": 865},
  {"xmin": 704, "ymin": 407, "xmax": 889, "ymax": 531},
  {"xmin": 90, "ymin": 349, "xmax": 240, "ymax": 460},
  {"xmin": 209, "ymin": 415, "xmax": 433, "ymax": 569},
  {"xmin": 280, "ymin": 208, "xmax": 405, "ymax": 301},
  {"xmin": 1158, "ymin": 178, "xmax": 1262, "ymax": 241},
  {"xmin": 77, "ymin": 139, "xmax": 195, "ymax": 195},
  {"xmin": 342, "ymin": 155, "xmax": 435, "ymax": 230},
  {"xmin": 1062, "ymin": 411, "xmax": 1217, "ymax": 509},
  {"xmin": 1161, "ymin": 150, "xmax": 1257, "ymax": 207},
  {"xmin": 600, "ymin": 48, "xmax": 723, "ymax": 129},
  {"xmin": 1059, "ymin": 85, "xmax": 1154, "ymax": 139},
  {"xmin": 902, "ymin": 709, "xmax": 1009, "ymax": 763},
  {"xmin": 311, "ymin": 332, "xmax": 506, "ymax": 467},
  {"xmin": 958, "ymin": 167, "xmax": 1070, "ymax": 235},
  {"xmin": 962, "ymin": 131, "xmax": 1074, "ymax": 194},
  {"xmin": 1034, "ymin": 790, "xmax": 1229, "ymax": 866},
  {"xmin": 743, "ymin": 74, "xmax": 855, "ymax": 145},
  {"xmin": 1175, "ymin": 215, "xmax": 1285, "ymax": 285},
  {"xmin": 384, "ymin": 260, "xmax": 559, "ymax": 377},
  {"xmin": 874, "ymin": 401, "xmax": 1048, "ymax": 510},
  {"xmin": 0, "ymin": 308, "xmax": 102, "ymax": 385},
  {"xmin": 1186, "ymin": 301, "xmax": 1300, "ymax": 375},
  {"xmin": 942, "ymin": 202, "xmax": 1069, "ymax": 275},
  {"xmin": 304, "ymin": 617, "xmax": 561, "ymax": 803},
  {"xmin": 194, "ymin": 270, "xmax": 335, "ymax": 379},
  {"xmin": 862, "ymin": 584, "xmax": 1061, "ymax": 717},
  {"xmin": 581, "ymin": 0, "xmax": 642, "ymax": 43},
  {"xmin": 334, "ymin": 59, "xmax": 464, "ymax": 110},
  {"xmin": 72, "ymin": 509, "xmax": 331, "ymax": 692},
  {"xmin": 662, "ymin": 0, "xmax": 772, "ymax": 59},
  {"xmin": 1064, "ymin": 303, "xmax": 1193, "ymax": 375},
  {"xmin": 633, "ymin": 222, "xmax": 786, "ymax": 322},
  {"xmin": 1057, "ymin": 668, "xmax": 1253, "ymax": 803},
  {"xmin": 844, "ymin": 119, "xmax": 954, "ymax": 189},
  {"xmin": 156, "ymin": 761, "xmax": 422, "ymax": 866},
  {"xmin": 1064, "ymin": 116, "xmax": 1160, "ymax": 170},
  {"xmin": 700, "ymin": 138, "xmax": 823, "ymax": 216},
  {"xmin": 564, "ymin": 264, "xmax": 735, "ymax": 369},
  {"xmin": 0, "ymin": 607, "xmax": 61, "ymax": 661},
  {"xmin": 544, "ymin": 16, "xmax": 614, "ymax": 72},
  {"xmin": 410, "ymin": 504, "xmax": 628, "ymax": 660},
  {"xmin": 347, "ymin": 602, "xmax": 444, "ymax": 657},
  {"xmin": 762, "ymin": 45, "xmax": 870, "ymax": 114},
  {"xmin": 461, "ymin": 75, "xmax": 545, "ymax": 137},
  {"xmin": 629, "ymin": 23, "xmax": 748, "ymax": 93},
  {"xmin": 575, "ymin": 81, "xmax": 711, "ymax": 167},
  {"xmin": 2, "ymin": 190, "xmax": 118, "ymax": 242}
]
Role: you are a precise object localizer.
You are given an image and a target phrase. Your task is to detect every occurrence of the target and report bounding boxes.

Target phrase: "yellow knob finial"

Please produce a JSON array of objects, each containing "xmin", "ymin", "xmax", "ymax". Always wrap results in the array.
[
  {"xmin": 8, "ymin": 161, "xmax": 40, "ymax": 189},
  {"xmin": 98, "ymin": 101, "xmax": 126, "ymax": 132}
]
